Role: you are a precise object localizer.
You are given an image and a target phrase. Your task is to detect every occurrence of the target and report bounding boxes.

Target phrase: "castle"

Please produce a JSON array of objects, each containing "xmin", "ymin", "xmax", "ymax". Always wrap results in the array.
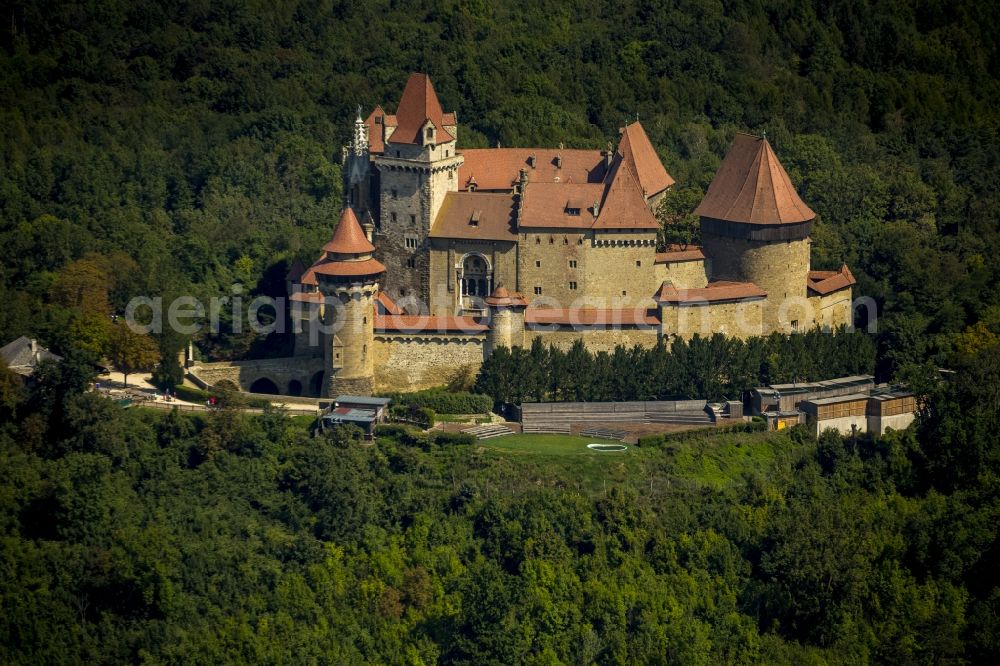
[{"xmin": 192, "ymin": 73, "xmax": 856, "ymax": 397}]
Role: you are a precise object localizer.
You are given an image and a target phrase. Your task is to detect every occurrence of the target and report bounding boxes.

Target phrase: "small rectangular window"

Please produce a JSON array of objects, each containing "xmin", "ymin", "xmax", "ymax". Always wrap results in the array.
[
  {"xmin": 405, "ymin": 237, "xmax": 417, "ymax": 249},
  {"xmin": 535, "ymin": 260, "xmax": 541, "ymax": 268},
  {"xmin": 392, "ymin": 189, "xmax": 398, "ymax": 198},
  {"xmin": 636, "ymin": 260, "xmax": 641, "ymax": 267},
  {"xmin": 622, "ymin": 290, "xmax": 627, "ymax": 296},
  {"xmin": 569, "ymin": 281, "xmax": 577, "ymax": 290},
  {"xmin": 791, "ymin": 319, "xmax": 800, "ymax": 330},
  {"xmin": 391, "ymin": 212, "xmax": 397, "ymax": 223},
  {"xmin": 534, "ymin": 287, "xmax": 542, "ymax": 295},
  {"xmin": 410, "ymin": 214, "xmax": 416, "ymax": 225},
  {"xmin": 407, "ymin": 257, "xmax": 416, "ymax": 268},
  {"xmin": 569, "ymin": 260, "xmax": 577, "ymax": 268},
  {"xmin": 535, "ymin": 237, "xmax": 540, "ymax": 244}
]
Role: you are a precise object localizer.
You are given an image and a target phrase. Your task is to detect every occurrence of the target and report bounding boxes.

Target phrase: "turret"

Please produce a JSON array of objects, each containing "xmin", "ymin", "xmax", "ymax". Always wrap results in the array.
[
  {"xmin": 695, "ymin": 133, "xmax": 816, "ymax": 332},
  {"xmin": 302, "ymin": 207, "xmax": 386, "ymax": 396},
  {"xmin": 484, "ymin": 285, "xmax": 528, "ymax": 355}
]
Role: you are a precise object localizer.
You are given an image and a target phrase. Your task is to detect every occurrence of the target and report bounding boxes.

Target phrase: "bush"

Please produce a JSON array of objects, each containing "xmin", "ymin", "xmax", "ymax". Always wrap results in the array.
[
  {"xmin": 382, "ymin": 388, "xmax": 492, "ymax": 415},
  {"xmin": 433, "ymin": 431, "xmax": 475, "ymax": 446},
  {"xmin": 374, "ymin": 423, "xmax": 428, "ymax": 447},
  {"xmin": 637, "ymin": 434, "xmax": 665, "ymax": 448}
]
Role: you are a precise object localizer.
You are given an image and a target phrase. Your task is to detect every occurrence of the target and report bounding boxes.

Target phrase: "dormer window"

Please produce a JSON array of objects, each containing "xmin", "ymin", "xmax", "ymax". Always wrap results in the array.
[
  {"xmin": 565, "ymin": 207, "xmax": 581, "ymax": 216},
  {"xmin": 375, "ymin": 117, "xmax": 382, "ymax": 125},
  {"xmin": 470, "ymin": 210, "xmax": 481, "ymax": 227},
  {"xmin": 425, "ymin": 126, "xmax": 434, "ymax": 142}
]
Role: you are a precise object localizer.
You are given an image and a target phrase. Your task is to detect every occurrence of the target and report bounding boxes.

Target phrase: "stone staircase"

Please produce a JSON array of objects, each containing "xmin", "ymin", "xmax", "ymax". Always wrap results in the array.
[
  {"xmin": 462, "ymin": 423, "xmax": 515, "ymax": 440},
  {"xmin": 580, "ymin": 426, "xmax": 629, "ymax": 441}
]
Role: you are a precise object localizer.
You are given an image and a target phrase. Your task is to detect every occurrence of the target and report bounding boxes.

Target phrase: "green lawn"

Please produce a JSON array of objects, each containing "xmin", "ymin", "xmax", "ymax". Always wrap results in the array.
[{"xmin": 482, "ymin": 433, "xmax": 633, "ymax": 456}]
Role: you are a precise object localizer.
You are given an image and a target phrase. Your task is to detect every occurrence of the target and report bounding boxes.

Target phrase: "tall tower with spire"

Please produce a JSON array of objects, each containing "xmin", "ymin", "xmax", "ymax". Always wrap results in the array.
[
  {"xmin": 301, "ymin": 207, "xmax": 385, "ymax": 397},
  {"xmin": 695, "ymin": 133, "xmax": 816, "ymax": 332},
  {"xmin": 344, "ymin": 107, "xmax": 374, "ymax": 218},
  {"xmin": 372, "ymin": 73, "xmax": 463, "ymax": 310}
]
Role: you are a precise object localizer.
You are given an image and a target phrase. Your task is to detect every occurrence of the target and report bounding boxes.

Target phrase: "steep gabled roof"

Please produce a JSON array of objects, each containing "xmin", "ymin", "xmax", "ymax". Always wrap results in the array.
[
  {"xmin": 694, "ymin": 133, "xmax": 814, "ymax": 225},
  {"xmin": 592, "ymin": 157, "xmax": 660, "ymax": 230},
  {"xmin": 618, "ymin": 122, "xmax": 674, "ymax": 197},
  {"xmin": 364, "ymin": 105, "xmax": 387, "ymax": 154},
  {"xmin": 323, "ymin": 208, "xmax": 376, "ymax": 255},
  {"xmin": 388, "ymin": 73, "xmax": 454, "ymax": 145}
]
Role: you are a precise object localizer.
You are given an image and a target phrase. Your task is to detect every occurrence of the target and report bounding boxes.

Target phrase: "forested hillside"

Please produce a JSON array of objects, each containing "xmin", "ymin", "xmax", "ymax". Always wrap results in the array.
[
  {"xmin": 0, "ymin": 341, "xmax": 998, "ymax": 663},
  {"xmin": 2, "ymin": 1, "xmax": 1000, "ymax": 663},
  {"xmin": 2, "ymin": 0, "xmax": 999, "ymax": 370}
]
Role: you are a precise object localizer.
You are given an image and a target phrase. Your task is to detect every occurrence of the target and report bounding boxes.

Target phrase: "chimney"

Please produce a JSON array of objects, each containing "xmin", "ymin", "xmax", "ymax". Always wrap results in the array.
[
  {"xmin": 593, "ymin": 200, "xmax": 600, "ymax": 217},
  {"xmin": 555, "ymin": 155, "xmax": 562, "ymax": 169},
  {"xmin": 29, "ymin": 339, "xmax": 37, "ymax": 355},
  {"xmin": 527, "ymin": 154, "xmax": 536, "ymax": 168}
]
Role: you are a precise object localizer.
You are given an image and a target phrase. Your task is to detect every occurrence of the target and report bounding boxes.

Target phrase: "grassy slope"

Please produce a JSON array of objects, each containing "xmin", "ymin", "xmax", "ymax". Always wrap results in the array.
[{"xmin": 468, "ymin": 430, "xmax": 808, "ymax": 495}]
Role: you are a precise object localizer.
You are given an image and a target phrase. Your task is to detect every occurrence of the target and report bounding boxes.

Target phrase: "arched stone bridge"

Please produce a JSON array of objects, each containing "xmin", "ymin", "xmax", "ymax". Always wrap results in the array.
[{"xmin": 189, "ymin": 357, "xmax": 326, "ymax": 397}]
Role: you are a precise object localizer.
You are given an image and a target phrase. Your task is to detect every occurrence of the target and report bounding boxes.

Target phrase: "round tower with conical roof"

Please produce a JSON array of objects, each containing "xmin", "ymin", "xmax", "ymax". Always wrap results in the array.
[
  {"xmin": 484, "ymin": 285, "xmax": 529, "ymax": 356},
  {"xmin": 303, "ymin": 207, "xmax": 386, "ymax": 396},
  {"xmin": 694, "ymin": 134, "xmax": 816, "ymax": 332}
]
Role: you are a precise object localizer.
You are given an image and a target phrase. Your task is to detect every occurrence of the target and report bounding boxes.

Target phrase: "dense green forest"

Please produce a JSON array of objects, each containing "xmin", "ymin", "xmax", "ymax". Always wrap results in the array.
[
  {"xmin": 475, "ymin": 327, "xmax": 875, "ymax": 405},
  {"xmin": 2, "ymin": 0, "xmax": 1000, "ymax": 663},
  {"xmin": 1, "ymin": 0, "xmax": 999, "ymax": 371},
  {"xmin": 0, "ymin": 336, "xmax": 998, "ymax": 662}
]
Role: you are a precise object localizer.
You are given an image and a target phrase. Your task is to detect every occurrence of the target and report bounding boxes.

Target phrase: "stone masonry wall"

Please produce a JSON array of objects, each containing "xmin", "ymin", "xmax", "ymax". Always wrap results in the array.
[
  {"xmin": 660, "ymin": 299, "xmax": 764, "ymax": 340},
  {"xmin": 526, "ymin": 326, "xmax": 660, "ymax": 353},
  {"xmin": 428, "ymin": 239, "xmax": 518, "ymax": 316},
  {"xmin": 373, "ymin": 334, "xmax": 485, "ymax": 392},
  {"xmin": 701, "ymin": 234, "xmax": 812, "ymax": 332},
  {"xmin": 811, "ymin": 288, "xmax": 854, "ymax": 330},
  {"xmin": 653, "ymin": 258, "xmax": 709, "ymax": 290}
]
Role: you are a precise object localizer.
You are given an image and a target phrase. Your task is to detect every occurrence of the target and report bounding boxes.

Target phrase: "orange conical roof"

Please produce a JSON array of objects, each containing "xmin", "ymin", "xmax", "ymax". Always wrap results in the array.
[
  {"xmin": 618, "ymin": 122, "xmax": 674, "ymax": 197},
  {"xmin": 323, "ymin": 208, "xmax": 376, "ymax": 255},
  {"xmin": 694, "ymin": 134, "xmax": 814, "ymax": 225},
  {"xmin": 484, "ymin": 284, "xmax": 529, "ymax": 308},
  {"xmin": 389, "ymin": 73, "xmax": 454, "ymax": 145}
]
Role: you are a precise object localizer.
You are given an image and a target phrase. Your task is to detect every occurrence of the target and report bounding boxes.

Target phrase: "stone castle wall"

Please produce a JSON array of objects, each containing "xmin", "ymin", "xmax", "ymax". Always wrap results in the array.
[
  {"xmin": 373, "ymin": 333, "xmax": 485, "ymax": 393},
  {"xmin": 526, "ymin": 326, "xmax": 660, "ymax": 353},
  {"xmin": 653, "ymin": 258, "xmax": 709, "ymax": 290},
  {"xmin": 428, "ymin": 239, "xmax": 518, "ymax": 316},
  {"xmin": 660, "ymin": 299, "xmax": 764, "ymax": 340},
  {"xmin": 701, "ymin": 233, "xmax": 812, "ymax": 331},
  {"xmin": 811, "ymin": 289, "xmax": 853, "ymax": 330}
]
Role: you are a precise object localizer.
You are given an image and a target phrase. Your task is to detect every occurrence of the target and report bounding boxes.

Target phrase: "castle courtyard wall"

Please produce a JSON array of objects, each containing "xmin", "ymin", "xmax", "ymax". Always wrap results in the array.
[
  {"xmin": 660, "ymin": 299, "xmax": 764, "ymax": 340},
  {"xmin": 653, "ymin": 258, "xmax": 709, "ymax": 290},
  {"xmin": 373, "ymin": 333, "xmax": 485, "ymax": 392}
]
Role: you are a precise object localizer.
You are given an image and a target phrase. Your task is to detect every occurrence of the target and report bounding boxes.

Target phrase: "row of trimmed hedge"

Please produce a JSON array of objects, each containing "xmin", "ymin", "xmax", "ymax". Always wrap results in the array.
[
  {"xmin": 636, "ymin": 420, "xmax": 768, "ymax": 447},
  {"xmin": 381, "ymin": 388, "xmax": 493, "ymax": 415},
  {"xmin": 374, "ymin": 424, "xmax": 476, "ymax": 448}
]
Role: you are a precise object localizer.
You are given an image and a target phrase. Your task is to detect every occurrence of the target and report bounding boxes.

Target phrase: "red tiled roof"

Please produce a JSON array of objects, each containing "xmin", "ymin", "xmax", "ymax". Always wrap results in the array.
[
  {"xmin": 807, "ymin": 264, "xmax": 856, "ymax": 295},
  {"xmin": 618, "ymin": 122, "xmax": 674, "ymax": 197},
  {"xmin": 323, "ymin": 208, "xmax": 376, "ymax": 255},
  {"xmin": 694, "ymin": 134, "xmax": 814, "ymax": 225},
  {"xmin": 388, "ymin": 73, "xmax": 454, "ymax": 145},
  {"xmin": 364, "ymin": 105, "xmax": 387, "ymax": 154},
  {"xmin": 484, "ymin": 286, "xmax": 529, "ymax": 308},
  {"xmin": 457, "ymin": 148, "xmax": 607, "ymax": 191},
  {"xmin": 525, "ymin": 307, "xmax": 661, "ymax": 327},
  {"xmin": 375, "ymin": 314, "xmax": 487, "ymax": 334},
  {"xmin": 593, "ymin": 157, "xmax": 660, "ymax": 230},
  {"xmin": 300, "ymin": 270, "xmax": 317, "ymax": 286},
  {"xmin": 655, "ymin": 280, "xmax": 767, "ymax": 304},
  {"xmin": 430, "ymin": 192, "xmax": 517, "ymax": 240},
  {"xmin": 655, "ymin": 245, "xmax": 706, "ymax": 263},
  {"xmin": 377, "ymin": 291, "xmax": 403, "ymax": 315},
  {"xmin": 518, "ymin": 182, "xmax": 604, "ymax": 229},
  {"xmin": 307, "ymin": 257, "xmax": 386, "ymax": 279}
]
